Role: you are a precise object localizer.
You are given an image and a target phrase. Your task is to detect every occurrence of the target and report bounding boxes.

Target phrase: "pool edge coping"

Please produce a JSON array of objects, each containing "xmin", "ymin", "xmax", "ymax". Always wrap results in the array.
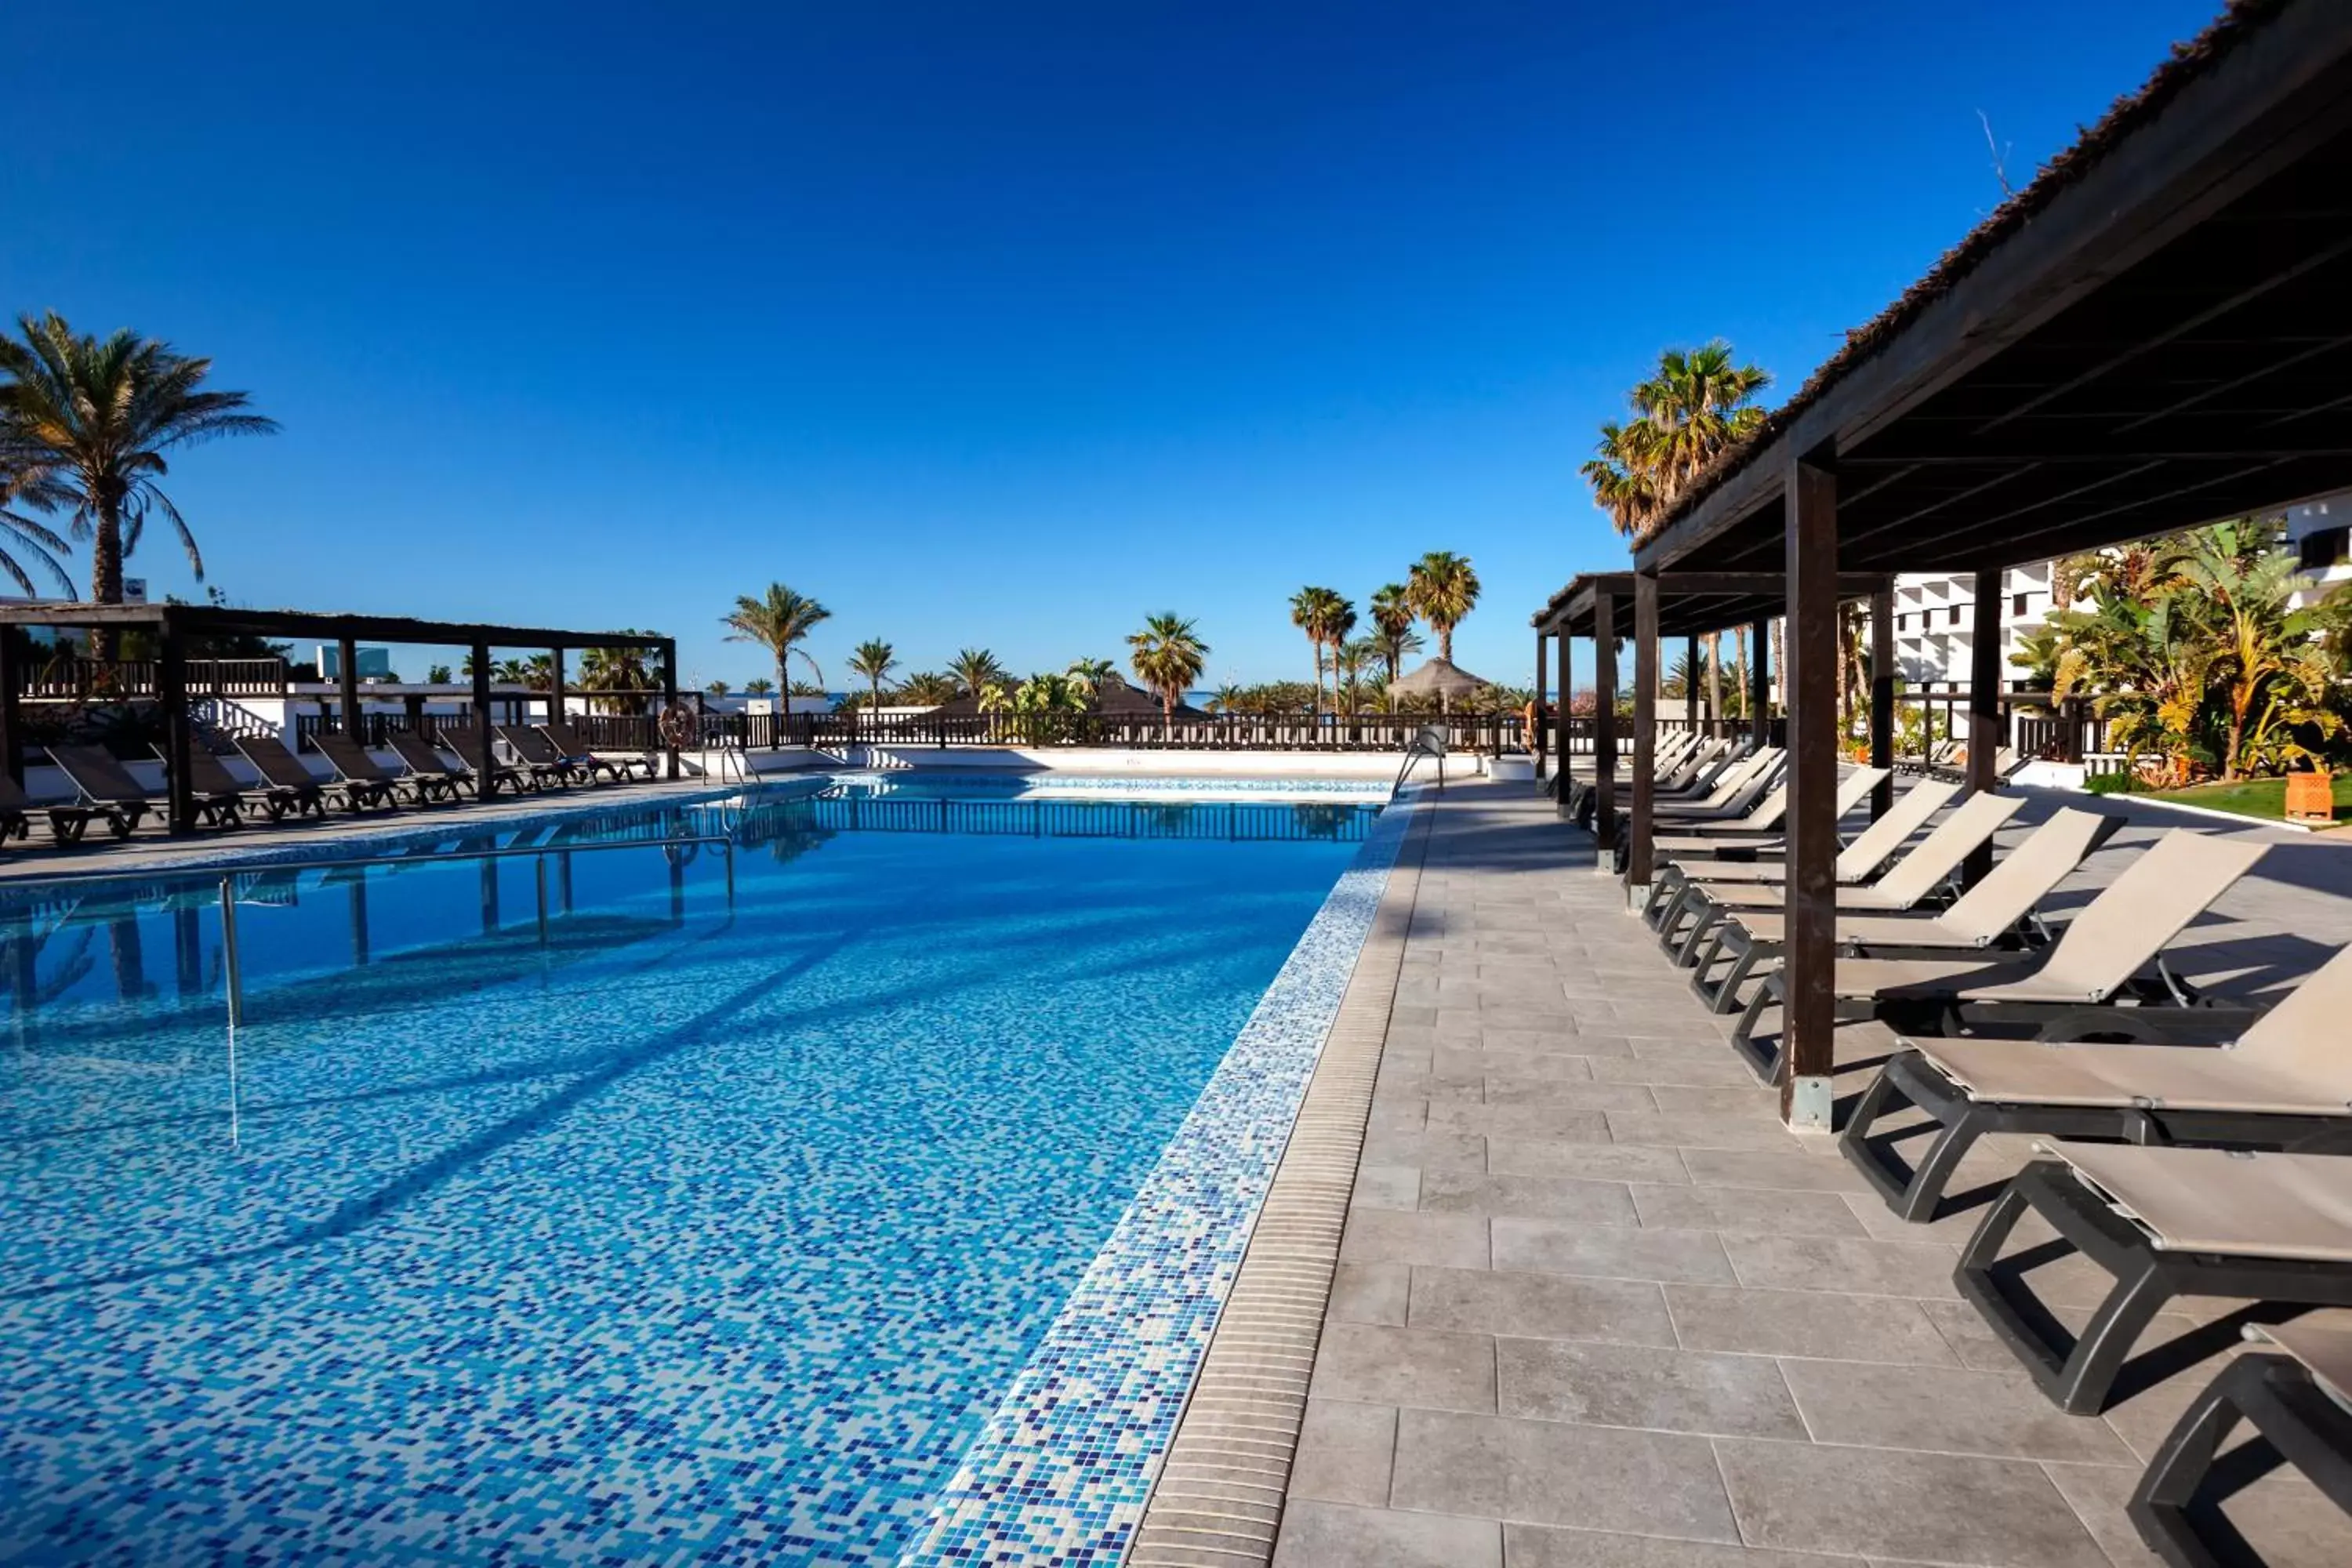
[{"xmin": 1123, "ymin": 789, "xmax": 1432, "ymax": 1566}]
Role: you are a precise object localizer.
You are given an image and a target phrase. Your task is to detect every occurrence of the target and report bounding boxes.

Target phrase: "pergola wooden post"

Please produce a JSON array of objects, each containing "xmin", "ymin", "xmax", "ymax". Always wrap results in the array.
[
  {"xmin": 1749, "ymin": 617, "xmax": 1771, "ymax": 748},
  {"xmin": 1870, "ymin": 581, "xmax": 1896, "ymax": 818},
  {"xmin": 550, "ymin": 647, "xmax": 567, "ymax": 731},
  {"xmin": 1532, "ymin": 628, "xmax": 1548, "ymax": 780},
  {"xmin": 337, "ymin": 635, "xmax": 363, "ymax": 747},
  {"xmin": 1591, "ymin": 583, "xmax": 1617, "ymax": 867},
  {"xmin": 0, "ymin": 627, "xmax": 21, "ymax": 786},
  {"xmin": 1628, "ymin": 571, "xmax": 1659, "ymax": 904},
  {"xmin": 1685, "ymin": 634, "xmax": 1700, "ymax": 730},
  {"xmin": 470, "ymin": 641, "xmax": 497, "ymax": 785},
  {"xmin": 1554, "ymin": 626, "xmax": 1573, "ymax": 814},
  {"xmin": 659, "ymin": 639, "xmax": 681, "ymax": 780},
  {"xmin": 1965, "ymin": 568, "xmax": 2005, "ymax": 886},
  {"xmin": 1780, "ymin": 453, "xmax": 1840, "ymax": 1129},
  {"xmin": 158, "ymin": 621, "xmax": 196, "ymax": 837}
]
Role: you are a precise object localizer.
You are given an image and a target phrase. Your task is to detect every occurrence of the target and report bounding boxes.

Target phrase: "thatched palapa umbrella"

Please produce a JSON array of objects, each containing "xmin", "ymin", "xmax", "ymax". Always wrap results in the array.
[{"xmin": 1389, "ymin": 656, "xmax": 1488, "ymax": 712}]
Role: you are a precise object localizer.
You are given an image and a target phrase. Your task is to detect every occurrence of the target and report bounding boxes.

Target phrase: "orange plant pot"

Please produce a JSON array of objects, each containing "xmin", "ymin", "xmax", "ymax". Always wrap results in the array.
[{"xmin": 2284, "ymin": 770, "xmax": 2335, "ymax": 825}]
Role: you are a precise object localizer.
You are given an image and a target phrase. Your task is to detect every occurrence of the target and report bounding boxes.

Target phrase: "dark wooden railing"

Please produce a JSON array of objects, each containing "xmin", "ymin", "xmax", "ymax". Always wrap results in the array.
[
  {"xmin": 20, "ymin": 655, "xmax": 289, "ymax": 699},
  {"xmin": 707, "ymin": 710, "xmax": 1523, "ymax": 753},
  {"xmin": 775, "ymin": 791, "xmax": 1375, "ymax": 844}
]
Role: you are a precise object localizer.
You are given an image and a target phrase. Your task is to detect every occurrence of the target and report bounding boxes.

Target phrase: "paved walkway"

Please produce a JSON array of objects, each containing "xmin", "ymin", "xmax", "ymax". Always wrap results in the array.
[{"xmin": 1274, "ymin": 782, "xmax": 2351, "ymax": 1568}]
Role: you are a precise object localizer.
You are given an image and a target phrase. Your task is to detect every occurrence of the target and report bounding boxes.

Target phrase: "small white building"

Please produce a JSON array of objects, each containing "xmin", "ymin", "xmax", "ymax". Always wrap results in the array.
[
  {"xmin": 2286, "ymin": 488, "xmax": 2352, "ymax": 604},
  {"xmin": 1886, "ymin": 564, "xmax": 2063, "ymax": 688}
]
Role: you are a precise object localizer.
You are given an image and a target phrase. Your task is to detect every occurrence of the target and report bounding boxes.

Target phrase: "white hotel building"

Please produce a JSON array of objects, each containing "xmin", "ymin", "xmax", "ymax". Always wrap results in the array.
[{"xmin": 1882, "ymin": 561, "xmax": 2062, "ymax": 690}]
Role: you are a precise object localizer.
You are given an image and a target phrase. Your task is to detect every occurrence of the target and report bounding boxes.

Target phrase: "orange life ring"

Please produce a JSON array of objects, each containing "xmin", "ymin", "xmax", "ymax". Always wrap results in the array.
[{"xmin": 657, "ymin": 703, "xmax": 696, "ymax": 750}]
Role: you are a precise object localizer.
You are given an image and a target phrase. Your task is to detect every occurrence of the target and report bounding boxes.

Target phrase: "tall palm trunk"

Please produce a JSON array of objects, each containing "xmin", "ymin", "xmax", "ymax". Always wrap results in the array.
[
  {"xmin": 1773, "ymin": 619, "xmax": 1787, "ymax": 721},
  {"xmin": 1705, "ymin": 633, "xmax": 1722, "ymax": 728},
  {"xmin": 1733, "ymin": 629, "xmax": 1749, "ymax": 720},
  {"xmin": 89, "ymin": 498, "xmax": 125, "ymax": 661}
]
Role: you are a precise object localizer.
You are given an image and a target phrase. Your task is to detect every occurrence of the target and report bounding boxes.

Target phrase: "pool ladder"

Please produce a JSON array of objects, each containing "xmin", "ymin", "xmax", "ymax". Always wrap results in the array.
[{"xmin": 1392, "ymin": 725, "xmax": 1448, "ymax": 796}]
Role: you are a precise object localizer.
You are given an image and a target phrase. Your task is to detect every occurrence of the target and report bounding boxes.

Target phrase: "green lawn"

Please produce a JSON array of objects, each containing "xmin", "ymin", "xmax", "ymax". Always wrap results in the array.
[{"xmin": 2144, "ymin": 773, "xmax": 2352, "ymax": 824}]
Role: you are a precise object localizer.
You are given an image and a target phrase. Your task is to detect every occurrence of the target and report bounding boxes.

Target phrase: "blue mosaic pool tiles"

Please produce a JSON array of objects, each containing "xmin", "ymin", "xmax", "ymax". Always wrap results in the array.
[{"xmin": 892, "ymin": 793, "xmax": 1414, "ymax": 1568}]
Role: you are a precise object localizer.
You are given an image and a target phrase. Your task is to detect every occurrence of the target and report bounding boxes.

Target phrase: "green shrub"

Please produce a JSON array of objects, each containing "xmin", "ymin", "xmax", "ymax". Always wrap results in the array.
[{"xmin": 2085, "ymin": 772, "xmax": 2142, "ymax": 796}]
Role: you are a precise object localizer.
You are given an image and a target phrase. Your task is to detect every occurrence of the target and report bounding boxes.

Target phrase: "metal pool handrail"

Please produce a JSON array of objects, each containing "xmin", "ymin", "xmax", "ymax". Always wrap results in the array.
[
  {"xmin": 105, "ymin": 833, "xmax": 740, "ymax": 1027},
  {"xmin": 1393, "ymin": 725, "xmax": 1447, "ymax": 795}
]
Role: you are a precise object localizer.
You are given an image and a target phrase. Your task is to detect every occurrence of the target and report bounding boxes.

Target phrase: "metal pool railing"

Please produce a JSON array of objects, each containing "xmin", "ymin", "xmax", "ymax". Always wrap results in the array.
[{"xmin": 793, "ymin": 793, "xmax": 1377, "ymax": 844}]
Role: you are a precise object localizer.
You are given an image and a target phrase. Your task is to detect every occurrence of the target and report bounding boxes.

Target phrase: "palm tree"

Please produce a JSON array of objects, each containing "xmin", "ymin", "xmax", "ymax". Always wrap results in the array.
[
  {"xmin": 706, "ymin": 678, "xmax": 730, "ymax": 698},
  {"xmin": 0, "ymin": 314, "xmax": 278, "ymax": 656},
  {"xmin": 949, "ymin": 647, "xmax": 1007, "ymax": 698},
  {"xmin": 577, "ymin": 645, "xmax": 655, "ymax": 714},
  {"xmin": 1581, "ymin": 341, "xmax": 1770, "ymax": 544},
  {"xmin": 1209, "ymin": 682, "xmax": 1245, "ymax": 714},
  {"xmin": 1066, "ymin": 655, "xmax": 1118, "ymax": 693},
  {"xmin": 1128, "ymin": 613, "xmax": 1210, "ymax": 731},
  {"xmin": 0, "ymin": 458, "xmax": 73, "ymax": 600},
  {"xmin": 722, "ymin": 584, "xmax": 830, "ymax": 713},
  {"xmin": 743, "ymin": 677, "xmax": 776, "ymax": 697},
  {"xmin": 847, "ymin": 639, "xmax": 898, "ymax": 709},
  {"xmin": 1290, "ymin": 586, "xmax": 1349, "ymax": 713},
  {"xmin": 1369, "ymin": 584, "xmax": 1417, "ymax": 684},
  {"xmin": 895, "ymin": 670, "xmax": 960, "ymax": 706},
  {"xmin": 1335, "ymin": 635, "xmax": 1385, "ymax": 713},
  {"xmin": 1407, "ymin": 552, "xmax": 1481, "ymax": 662}
]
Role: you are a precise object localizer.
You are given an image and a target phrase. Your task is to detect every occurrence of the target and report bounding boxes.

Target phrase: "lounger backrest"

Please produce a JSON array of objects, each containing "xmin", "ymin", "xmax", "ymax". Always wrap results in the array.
[
  {"xmin": 0, "ymin": 774, "xmax": 29, "ymax": 810},
  {"xmin": 312, "ymin": 732, "xmax": 395, "ymax": 784},
  {"xmin": 1664, "ymin": 738, "xmax": 1728, "ymax": 791},
  {"xmin": 2236, "ymin": 941, "xmax": 2352, "ymax": 1078},
  {"xmin": 177, "ymin": 748, "xmax": 244, "ymax": 797},
  {"xmin": 236, "ymin": 735, "xmax": 321, "ymax": 790},
  {"xmin": 497, "ymin": 724, "xmax": 562, "ymax": 764},
  {"xmin": 1936, "ymin": 806, "xmax": 2118, "ymax": 945},
  {"xmin": 1697, "ymin": 746, "xmax": 1779, "ymax": 807},
  {"xmin": 49, "ymin": 746, "xmax": 150, "ymax": 805},
  {"xmin": 541, "ymin": 720, "xmax": 593, "ymax": 757},
  {"xmin": 387, "ymin": 731, "xmax": 462, "ymax": 776},
  {"xmin": 436, "ymin": 723, "xmax": 503, "ymax": 768},
  {"xmin": 1835, "ymin": 768, "xmax": 1891, "ymax": 818},
  {"xmin": 1832, "ymin": 778, "xmax": 1958, "ymax": 879},
  {"xmin": 1867, "ymin": 791, "xmax": 2027, "ymax": 906},
  {"xmin": 2033, "ymin": 829, "xmax": 2269, "ymax": 1003}
]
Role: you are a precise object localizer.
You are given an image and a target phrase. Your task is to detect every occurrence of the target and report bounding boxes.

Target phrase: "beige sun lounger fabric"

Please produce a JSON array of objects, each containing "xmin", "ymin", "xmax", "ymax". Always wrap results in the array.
[
  {"xmin": 1831, "ymin": 829, "xmax": 2267, "ymax": 1007},
  {"xmin": 1701, "ymin": 791, "xmax": 2024, "ymax": 913},
  {"xmin": 1915, "ymin": 938, "xmax": 2352, "ymax": 1116},
  {"xmin": 2039, "ymin": 1142, "xmax": 2352, "ymax": 1261},
  {"xmin": 1675, "ymin": 778, "xmax": 1958, "ymax": 888},
  {"xmin": 1723, "ymin": 806, "xmax": 2111, "ymax": 949},
  {"xmin": 1653, "ymin": 768, "xmax": 1889, "ymax": 853},
  {"xmin": 2257, "ymin": 1322, "xmax": 2352, "ymax": 1400}
]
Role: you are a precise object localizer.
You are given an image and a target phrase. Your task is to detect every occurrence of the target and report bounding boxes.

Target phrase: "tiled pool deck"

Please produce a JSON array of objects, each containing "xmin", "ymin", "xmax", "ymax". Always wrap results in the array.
[{"xmin": 1272, "ymin": 781, "xmax": 2352, "ymax": 1568}]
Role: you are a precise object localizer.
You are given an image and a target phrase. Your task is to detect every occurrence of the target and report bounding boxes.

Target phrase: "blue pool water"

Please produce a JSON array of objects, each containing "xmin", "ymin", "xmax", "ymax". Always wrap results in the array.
[{"xmin": 0, "ymin": 784, "xmax": 1376, "ymax": 1565}]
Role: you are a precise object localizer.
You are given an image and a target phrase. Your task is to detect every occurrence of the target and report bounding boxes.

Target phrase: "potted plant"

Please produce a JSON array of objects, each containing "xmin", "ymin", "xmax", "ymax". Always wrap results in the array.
[{"xmin": 2285, "ymin": 764, "xmax": 2335, "ymax": 825}]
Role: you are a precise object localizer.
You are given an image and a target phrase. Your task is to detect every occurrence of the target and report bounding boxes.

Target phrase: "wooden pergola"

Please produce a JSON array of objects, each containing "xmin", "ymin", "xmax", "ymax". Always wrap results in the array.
[
  {"xmin": 0, "ymin": 603, "xmax": 681, "ymax": 835},
  {"xmin": 1568, "ymin": 0, "xmax": 2352, "ymax": 1127}
]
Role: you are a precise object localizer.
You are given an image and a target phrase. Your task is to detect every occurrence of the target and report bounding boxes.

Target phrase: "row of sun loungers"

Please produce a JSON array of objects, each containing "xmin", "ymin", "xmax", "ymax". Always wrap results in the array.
[
  {"xmin": 1594, "ymin": 740, "xmax": 2351, "ymax": 1562},
  {"xmin": 0, "ymin": 722, "xmax": 666, "ymax": 848}
]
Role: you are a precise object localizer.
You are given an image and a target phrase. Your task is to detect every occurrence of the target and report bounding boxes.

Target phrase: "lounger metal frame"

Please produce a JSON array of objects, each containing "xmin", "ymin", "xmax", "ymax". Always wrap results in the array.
[
  {"xmin": 1841, "ymin": 1047, "xmax": 2343, "ymax": 1221},
  {"xmin": 2128, "ymin": 1350, "xmax": 2352, "ymax": 1568},
  {"xmin": 1955, "ymin": 1158, "xmax": 2352, "ymax": 1414}
]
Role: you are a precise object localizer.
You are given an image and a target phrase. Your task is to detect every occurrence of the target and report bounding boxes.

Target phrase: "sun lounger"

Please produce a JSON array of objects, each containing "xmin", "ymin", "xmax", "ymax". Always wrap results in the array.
[
  {"xmin": 382, "ymin": 731, "xmax": 476, "ymax": 801},
  {"xmin": 1644, "ymin": 777, "xmax": 1959, "ymax": 935},
  {"xmin": 1691, "ymin": 807, "xmax": 2120, "ymax": 1016},
  {"xmin": 2129, "ymin": 1320, "xmax": 2352, "ymax": 1564},
  {"xmin": 495, "ymin": 724, "xmax": 586, "ymax": 789},
  {"xmin": 1842, "ymin": 935, "xmax": 2352, "ymax": 1221},
  {"xmin": 158, "ymin": 746, "xmax": 272, "ymax": 826},
  {"xmin": 432, "ymin": 722, "xmax": 535, "ymax": 797},
  {"xmin": 1651, "ymin": 768, "xmax": 1892, "ymax": 858},
  {"xmin": 1956, "ymin": 1143, "xmax": 2352, "ymax": 1414},
  {"xmin": 1729, "ymin": 828, "xmax": 2268, "ymax": 1079},
  {"xmin": 1651, "ymin": 754, "xmax": 1788, "ymax": 824},
  {"xmin": 1652, "ymin": 779, "xmax": 1972, "ymax": 955},
  {"xmin": 44, "ymin": 746, "xmax": 154, "ymax": 839},
  {"xmin": 307, "ymin": 733, "xmax": 408, "ymax": 810},
  {"xmin": 0, "ymin": 773, "xmax": 102, "ymax": 846},
  {"xmin": 1671, "ymin": 791, "xmax": 2027, "ymax": 969},
  {"xmin": 539, "ymin": 720, "xmax": 658, "ymax": 782},
  {"xmin": 231, "ymin": 735, "xmax": 336, "ymax": 817}
]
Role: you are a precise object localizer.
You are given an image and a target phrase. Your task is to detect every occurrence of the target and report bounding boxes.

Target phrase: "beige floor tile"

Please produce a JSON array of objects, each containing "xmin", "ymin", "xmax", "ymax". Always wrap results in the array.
[
  {"xmin": 1288, "ymin": 1399, "xmax": 1398, "ymax": 1507},
  {"xmin": 1714, "ymin": 1438, "xmax": 2109, "ymax": 1566},
  {"xmin": 1677, "ymin": 1147, "xmax": 1872, "ymax": 1194},
  {"xmin": 1497, "ymin": 1337, "xmax": 1806, "ymax": 1439},
  {"xmin": 1721, "ymin": 1233, "xmax": 1963, "ymax": 1299},
  {"xmin": 1503, "ymin": 1525, "xmax": 1850, "ymax": 1566},
  {"xmin": 1488, "ymin": 1138, "xmax": 1691, "ymax": 1185},
  {"xmin": 1491, "ymin": 1219, "xmax": 1737, "ymax": 1285},
  {"xmin": 1329, "ymin": 1262, "xmax": 1411, "ymax": 1326},
  {"xmin": 1307, "ymin": 1322, "xmax": 1496, "ymax": 1413},
  {"xmin": 1417, "ymin": 1170, "xmax": 1640, "ymax": 1226},
  {"xmin": 1389, "ymin": 1409, "xmax": 1739, "ymax": 1541},
  {"xmin": 1628, "ymin": 1185, "xmax": 1868, "ymax": 1238},
  {"xmin": 1273, "ymin": 1500, "xmax": 1501, "ymax": 1568},
  {"xmin": 1663, "ymin": 1284, "xmax": 1959, "ymax": 1367},
  {"xmin": 1408, "ymin": 1266, "xmax": 1677, "ymax": 1347},
  {"xmin": 1777, "ymin": 1358, "xmax": 2136, "ymax": 1464},
  {"xmin": 1605, "ymin": 1111, "xmax": 1806, "ymax": 1152}
]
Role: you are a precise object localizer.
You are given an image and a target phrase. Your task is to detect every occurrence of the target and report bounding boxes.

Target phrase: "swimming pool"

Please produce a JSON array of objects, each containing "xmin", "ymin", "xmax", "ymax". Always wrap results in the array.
[{"xmin": 0, "ymin": 780, "xmax": 1397, "ymax": 1565}]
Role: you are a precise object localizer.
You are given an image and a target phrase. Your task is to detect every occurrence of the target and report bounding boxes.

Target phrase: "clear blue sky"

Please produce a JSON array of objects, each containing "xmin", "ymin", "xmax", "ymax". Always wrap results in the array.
[{"xmin": 3, "ymin": 1, "xmax": 2220, "ymax": 691}]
